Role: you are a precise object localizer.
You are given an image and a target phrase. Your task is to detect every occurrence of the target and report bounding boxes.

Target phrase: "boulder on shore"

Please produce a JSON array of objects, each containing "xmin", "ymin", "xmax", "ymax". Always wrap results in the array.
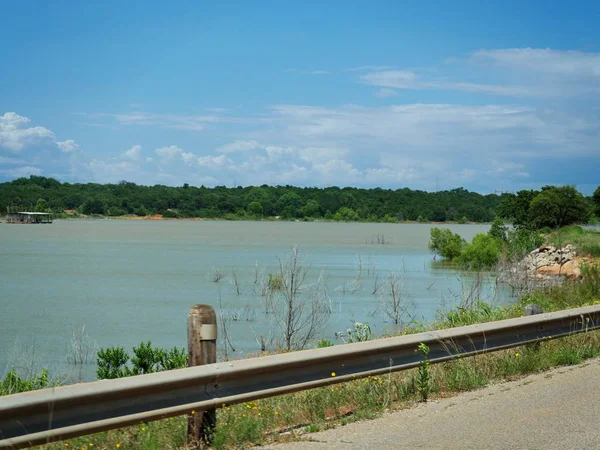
[{"xmin": 522, "ymin": 244, "xmax": 589, "ymax": 280}]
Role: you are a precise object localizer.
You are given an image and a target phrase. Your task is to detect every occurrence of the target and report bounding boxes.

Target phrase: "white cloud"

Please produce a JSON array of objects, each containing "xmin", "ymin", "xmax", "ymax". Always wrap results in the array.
[
  {"xmin": 0, "ymin": 112, "xmax": 55, "ymax": 152},
  {"xmin": 0, "ymin": 165, "xmax": 42, "ymax": 177},
  {"xmin": 155, "ymin": 145, "xmax": 183, "ymax": 160},
  {"xmin": 217, "ymin": 140, "xmax": 261, "ymax": 153},
  {"xmin": 57, "ymin": 139, "xmax": 80, "ymax": 153},
  {"xmin": 113, "ymin": 112, "xmax": 219, "ymax": 131},
  {"xmin": 0, "ymin": 156, "xmax": 27, "ymax": 165},
  {"xmin": 473, "ymin": 48, "xmax": 600, "ymax": 79},
  {"xmin": 344, "ymin": 65, "xmax": 395, "ymax": 72},
  {"xmin": 361, "ymin": 70, "xmax": 533, "ymax": 97},
  {"xmin": 123, "ymin": 144, "xmax": 142, "ymax": 160},
  {"xmin": 299, "ymin": 147, "xmax": 348, "ymax": 164},
  {"xmin": 181, "ymin": 152, "xmax": 198, "ymax": 165},
  {"xmin": 361, "ymin": 48, "xmax": 600, "ymax": 98},
  {"xmin": 375, "ymin": 88, "xmax": 399, "ymax": 98},
  {"xmin": 197, "ymin": 154, "xmax": 231, "ymax": 168}
]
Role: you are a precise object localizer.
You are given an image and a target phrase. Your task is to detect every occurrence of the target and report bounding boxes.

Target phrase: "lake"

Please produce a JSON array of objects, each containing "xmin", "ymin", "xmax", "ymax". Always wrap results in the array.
[{"xmin": 0, "ymin": 220, "xmax": 504, "ymax": 381}]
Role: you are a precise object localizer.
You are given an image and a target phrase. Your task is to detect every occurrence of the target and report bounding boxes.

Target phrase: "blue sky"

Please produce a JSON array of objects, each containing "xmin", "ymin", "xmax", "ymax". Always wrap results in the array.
[{"xmin": 1, "ymin": 1, "xmax": 599, "ymax": 194}]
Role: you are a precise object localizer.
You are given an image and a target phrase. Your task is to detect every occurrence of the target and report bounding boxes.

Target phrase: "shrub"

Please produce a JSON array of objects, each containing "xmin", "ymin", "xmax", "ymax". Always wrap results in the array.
[
  {"xmin": 0, "ymin": 368, "xmax": 51, "ymax": 395},
  {"xmin": 428, "ymin": 228, "xmax": 466, "ymax": 260},
  {"xmin": 97, "ymin": 341, "xmax": 188, "ymax": 380},
  {"xmin": 97, "ymin": 346, "xmax": 131, "ymax": 379},
  {"xmin": 488, "ymin": 216, "xmax": 507, "ymax": 242},
  {"xmin": 336, "ymin": 322, "xmax": 372, "ymax": 343},
  {"xmin": 316, "ymin": 338, "xmax": 333, "ymax": 348},
  {"xmin": 334, "ymin": 207, "xmax": 360, "ymax": 222},
  {"xmin": 458, "ymin": 233, "xmax": 501, "ymax": 270},
  {"xmin": 458, "ymin": 216, "xmax": 468, "ymax": 224},
  {"xmin": 382, "ymin": 214, "xmax": 398, "ymax": 223},
  {"xmin": 162, "ymin": 209, "xmax": 178, "ymax": 218},
  {"xmin": 106, "ymin": 207, "xmax": 127, "ymax": 216},
  {"xmin": 267, "ymin": 273, "xmax": 284, "ymax": 291},
  {"xmin": 134, "ymin": 206, "xmax": 148, "ymax": 216},
  {"xmin": 505, "ymin": 228, "xmax": 544, "ymax": 259}
]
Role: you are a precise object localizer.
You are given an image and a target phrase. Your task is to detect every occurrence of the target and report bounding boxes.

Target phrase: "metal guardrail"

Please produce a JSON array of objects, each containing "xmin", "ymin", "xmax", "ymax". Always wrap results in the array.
[{"xmin": 2, "ymin": 304, "xmax": 600, "ymax": 449}]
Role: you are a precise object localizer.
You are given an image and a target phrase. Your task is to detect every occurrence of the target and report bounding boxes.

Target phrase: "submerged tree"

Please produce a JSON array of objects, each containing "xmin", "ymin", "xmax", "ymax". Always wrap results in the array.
[{"xmin": 272, "ymin": 246, "xmax": 330, "ymax": 351}]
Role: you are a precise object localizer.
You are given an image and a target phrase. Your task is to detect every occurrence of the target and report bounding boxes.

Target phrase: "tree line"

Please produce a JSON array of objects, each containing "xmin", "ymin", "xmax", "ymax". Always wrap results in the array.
[{"xmin": 0, "ymin": 175, "xmax": 598, "ymax": 224}]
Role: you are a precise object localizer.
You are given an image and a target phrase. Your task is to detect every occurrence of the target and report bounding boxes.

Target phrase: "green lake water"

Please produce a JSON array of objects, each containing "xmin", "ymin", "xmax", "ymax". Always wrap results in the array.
[{"xmin": 0, "ymin": 220, "xmax": 504, "ymax": 381}]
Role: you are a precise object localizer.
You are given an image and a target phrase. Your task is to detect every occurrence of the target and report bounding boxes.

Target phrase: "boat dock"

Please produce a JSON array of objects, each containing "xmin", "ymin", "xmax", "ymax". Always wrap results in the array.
[{"xmin": 6, "ymin": 212, "xmax": 53, "ymax": 224}]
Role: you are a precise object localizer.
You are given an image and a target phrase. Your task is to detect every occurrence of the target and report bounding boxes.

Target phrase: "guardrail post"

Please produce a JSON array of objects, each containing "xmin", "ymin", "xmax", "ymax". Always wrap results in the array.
[
  {"xmin": 525, "ymin": 303, "xmax": 543, "ymax": 351},
  {"xmin": 187, "ymin": 304, "xmax": 217, "ymax": 449}
]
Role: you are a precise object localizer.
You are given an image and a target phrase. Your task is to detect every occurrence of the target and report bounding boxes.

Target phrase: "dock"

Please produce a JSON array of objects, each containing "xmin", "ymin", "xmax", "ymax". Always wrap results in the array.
[{"xmin": 6, "ymin": 212, "xmax": 53, "ymax": 224}]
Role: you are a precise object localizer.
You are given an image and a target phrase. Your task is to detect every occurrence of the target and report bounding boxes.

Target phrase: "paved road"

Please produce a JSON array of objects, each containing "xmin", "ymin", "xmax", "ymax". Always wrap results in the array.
[{"xmin": 262, "ymin": 358, "xmax": 600, "ymax": 450}]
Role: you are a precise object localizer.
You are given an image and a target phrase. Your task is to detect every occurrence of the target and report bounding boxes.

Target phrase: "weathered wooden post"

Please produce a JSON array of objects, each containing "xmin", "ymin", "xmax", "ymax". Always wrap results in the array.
[{"xmin": 187, "ymin": 304, "xmax": 217, "ymax": 449}]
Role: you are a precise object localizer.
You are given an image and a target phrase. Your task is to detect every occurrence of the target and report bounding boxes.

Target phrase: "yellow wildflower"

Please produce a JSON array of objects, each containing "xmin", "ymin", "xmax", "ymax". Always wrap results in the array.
[
  {"xmin": 515, "ymin": 352, "xmax": 520, "ymax": 358},
  {"xmin": 116, "ymin": 444, "xmax": 121, "ymax": 449},
  {"xmin": 331, "ymin": 372, "xmax": 336, "ymax": 377}
]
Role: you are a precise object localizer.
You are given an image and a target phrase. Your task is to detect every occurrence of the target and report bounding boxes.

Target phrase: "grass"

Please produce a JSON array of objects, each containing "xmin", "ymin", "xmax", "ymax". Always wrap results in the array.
[
  {"xmin": 547, "ymin": 225, "xmax": 600, "ymax": 257},
  {"xmin": 34, "ymin": 330, "xmax": 600, "ymax": 450}
]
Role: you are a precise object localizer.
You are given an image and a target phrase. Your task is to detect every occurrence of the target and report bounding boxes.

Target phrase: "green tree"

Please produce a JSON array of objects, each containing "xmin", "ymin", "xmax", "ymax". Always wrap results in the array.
[
  {"xmin": 299, "ymin": 199, "xmax": 320, "ymax": 218},
  {"xmin": 593, "ymin": 186, "xmax": 600, "ymax": 217},
  {"xmin": 497, "ymin": 190, "xmax": 539, "ymax": 229},
  {"xmin": 334, "ymin": 207, "xmax": 360, "ymax": 221},
  {"xmin": 428, "ymin": 228, "xmax": 466, "ymax": 260},
  {"xmin": 248, "ymin": 201, "xmax": 263, "ymax": 217},
  {"xmin": 34, "ymin": 198, "xmax": 49, "ymax": 212},
  {"xmin": 80, "ymin": 199, "xmax": 105, "ymax": 215},
  {"xmin": 528, "ymin": 186, "xmax": 592, "ymax": 229},
  {"xmin": 488, "ymin": 216, "xmax": 508, "ymax": 242},
  {"xmin": 458, "ymin": 233, "xmax": 501, "ymax": 269}
]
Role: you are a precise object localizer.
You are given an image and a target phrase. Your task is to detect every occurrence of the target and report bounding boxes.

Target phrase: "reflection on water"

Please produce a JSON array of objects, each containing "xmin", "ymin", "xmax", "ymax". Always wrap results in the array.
[{"xmin": 0, "ymin": 220, "xmax": 508, "ymax": 381}]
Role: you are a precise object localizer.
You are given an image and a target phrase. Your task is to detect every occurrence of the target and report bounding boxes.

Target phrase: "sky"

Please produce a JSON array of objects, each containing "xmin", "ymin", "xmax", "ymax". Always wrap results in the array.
[{"xmin": 1, "ymin": 0, "xmax": 599, "ymax": 194}]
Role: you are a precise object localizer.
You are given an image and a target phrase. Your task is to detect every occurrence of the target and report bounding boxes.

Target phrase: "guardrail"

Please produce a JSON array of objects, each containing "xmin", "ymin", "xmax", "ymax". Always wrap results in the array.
[{"xmin": 2, "ymin": 304, "xmax": 600, "ymax": 449}]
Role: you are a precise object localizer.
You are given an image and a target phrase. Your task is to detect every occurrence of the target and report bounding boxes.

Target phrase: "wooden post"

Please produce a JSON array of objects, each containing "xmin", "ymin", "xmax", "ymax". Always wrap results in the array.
[{"xmin": 187, "ymin": 304, "xmax": 217, "ymax": 449}]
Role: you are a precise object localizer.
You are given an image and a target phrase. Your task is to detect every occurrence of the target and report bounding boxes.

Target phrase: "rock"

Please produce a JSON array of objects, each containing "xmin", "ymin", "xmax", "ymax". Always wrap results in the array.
[{"xmin": 524, "ymin": 304, "xmax": 544, "ymax": 315}]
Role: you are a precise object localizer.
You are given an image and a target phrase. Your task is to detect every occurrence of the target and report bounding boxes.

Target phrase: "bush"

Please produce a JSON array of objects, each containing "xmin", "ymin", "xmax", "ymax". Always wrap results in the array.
[
  {"xmin": 267, "ymin": 273, "xmax": 284, "ymax": 291},
  {"xmin": 458, "ymin": 216, "xmax": 468, "ymax": 224},
  {"xmin": 458, "ymin": 233, "xmax": 501, "ymax": 270},
  {"xmin": 428, "ymin": 228, "xmax": 466, "ymax": 260},
  {"xmin": 162, "ymin": 209, "xmax": 178, "ymax": 218},
  {"xmin": 488, "ymin": 216, "xmax": 507, "ymax": 242},
  {"xmin": 382, "ymin": 214, "xmax": 398, "ymax": 223},
  {"xmin": 334, "ymin": 207, "xmax": 360, "ymax": 221},
  {"xmin": 316, "ymin": 338, "xmax": 333, "ymax": 348},
  {"xmin": 97, "ymin": 341, "xmax": 187, "ymax": 380},
  {"xmin": 106, "ymin": 207, "xmax": 127, "ymax": 216},
  {"xmin": 505, "ymin": 229, "xmax": 544, "ymax": 259},
  {"xmin": 134, "ymin": 206, "xmax": 148, "ymax": 217},
  {"xmin": 97, "ymin": 346, "xmax": 131, "ymax": 379},
  {"xmin": 0, "ymin": 368, "xmax": 51, "ymax": 395},
  {"xmin": 336, "ymin": 322, "xmax": 372, "ymax": 343},
  {"xmin": 80, "ymin": 199, "xmax": 105, "ymax": 215}
]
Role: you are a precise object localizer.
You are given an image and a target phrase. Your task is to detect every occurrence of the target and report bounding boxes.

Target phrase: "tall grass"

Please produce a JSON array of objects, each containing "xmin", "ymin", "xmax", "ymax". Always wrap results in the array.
[{"xmin": 547, "ymin": 225, "xmax": 600, "ymax": 257}]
